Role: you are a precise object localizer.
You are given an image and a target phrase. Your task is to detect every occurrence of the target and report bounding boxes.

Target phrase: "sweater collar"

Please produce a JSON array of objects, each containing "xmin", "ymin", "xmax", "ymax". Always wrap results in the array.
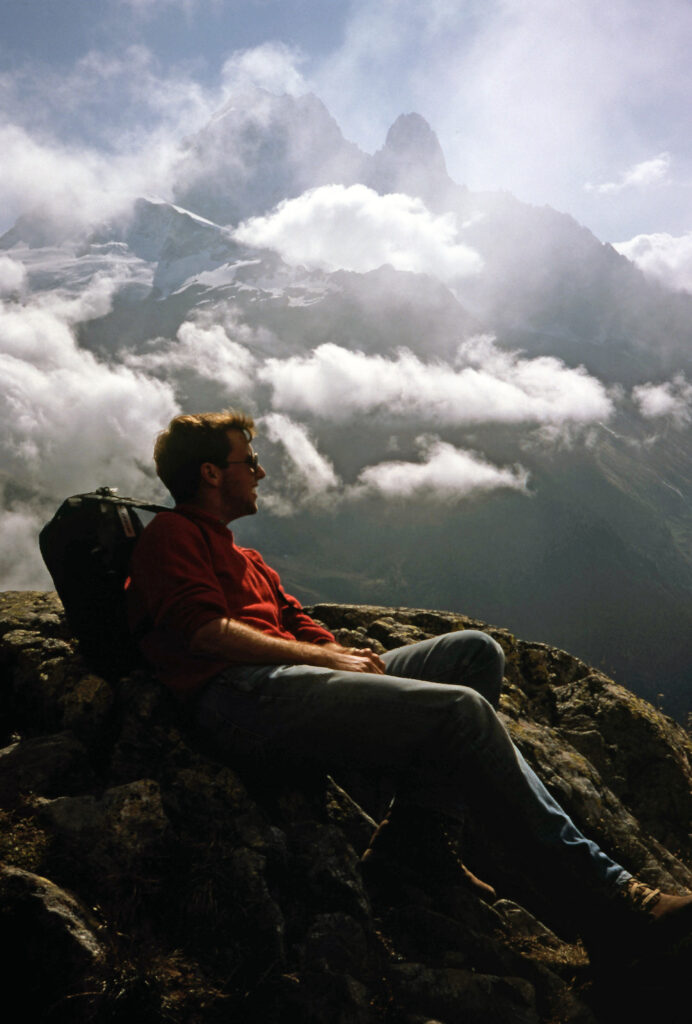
[{"xmin": 174, "ymin": 502, "xmax": 234, "ymax": 537}]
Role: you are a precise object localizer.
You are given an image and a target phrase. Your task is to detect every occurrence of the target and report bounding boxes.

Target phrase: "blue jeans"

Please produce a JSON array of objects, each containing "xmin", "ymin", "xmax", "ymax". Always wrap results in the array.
[{"xmin": 195, "ymin": 630, "xmax": 629, "ymax": 892}]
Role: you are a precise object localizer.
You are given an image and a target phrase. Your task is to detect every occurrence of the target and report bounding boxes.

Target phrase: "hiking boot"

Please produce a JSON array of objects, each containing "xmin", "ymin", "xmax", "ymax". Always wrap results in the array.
[
  {"xmin": 618, "ymin": 878, "xmax": 692, "ymax": 929},
  {"xmin": 360, "ymin": 803, "xmax": 496, "ymax": 903},
  {"xmin": 584, "ymin": 877, "xmax": 692, "ymax": 971}
]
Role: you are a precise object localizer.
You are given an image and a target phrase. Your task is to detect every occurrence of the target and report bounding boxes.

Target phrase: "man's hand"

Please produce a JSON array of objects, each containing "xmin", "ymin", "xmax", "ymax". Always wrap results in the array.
[
  {"xmin": 192, "ymin": 619, "xmax": 386, "ymax": 673},
  {"xmin": 311, "ymin": 642, "xmax": 386, "ymax": 674}
]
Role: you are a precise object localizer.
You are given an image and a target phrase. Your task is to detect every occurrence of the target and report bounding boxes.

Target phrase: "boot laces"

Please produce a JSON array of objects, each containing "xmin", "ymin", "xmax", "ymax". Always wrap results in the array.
[{"xmin": 624, "ymin": 879, "xmax": 662, "ymax": 912}]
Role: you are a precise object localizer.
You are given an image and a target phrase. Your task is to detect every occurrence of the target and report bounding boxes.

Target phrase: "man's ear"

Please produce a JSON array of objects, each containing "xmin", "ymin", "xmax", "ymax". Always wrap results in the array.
[{"xmin": 199, "ymin": 461, "xmax": 222, "ymax": 488}]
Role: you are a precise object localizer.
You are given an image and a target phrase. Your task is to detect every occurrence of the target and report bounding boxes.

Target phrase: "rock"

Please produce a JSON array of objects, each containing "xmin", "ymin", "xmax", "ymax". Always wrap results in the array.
[
  {"xmin": 0, "ymin": 863, "xmax": 107, "ymax": 1019},
  {"xmin": 388, "ymin": 962, "xmax": 538, "ymax": 1024},
  {"xmin": 0, "ymin": 731, "xmax": 94, "ymax": 806},
  {"xmin": 1, "ymin": 590, "xmax": 691, "ymax": 1023}
]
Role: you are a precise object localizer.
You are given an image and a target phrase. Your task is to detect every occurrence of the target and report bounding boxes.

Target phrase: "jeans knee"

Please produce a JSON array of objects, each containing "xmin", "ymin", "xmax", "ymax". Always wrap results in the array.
[
  {"xmin": 453, "ymin": 630, "xmax": 505, "ymax": 708},
  {"xmin": 444, "ymin": 686, "xmax": 500, "ymax": 751}
]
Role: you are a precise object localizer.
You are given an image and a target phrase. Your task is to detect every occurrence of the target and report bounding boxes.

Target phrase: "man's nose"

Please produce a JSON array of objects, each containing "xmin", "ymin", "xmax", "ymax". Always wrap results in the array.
[{"xmin": 255, "ymin": 463, "xmax": 266, "ymax": 480}]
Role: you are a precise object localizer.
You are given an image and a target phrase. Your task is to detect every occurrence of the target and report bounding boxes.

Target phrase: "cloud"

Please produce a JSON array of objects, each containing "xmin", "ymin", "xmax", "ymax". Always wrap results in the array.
[
  {"xmin": 632, "ymin": 375, "xmax": 692, "ymax": 426},
  {"xmin": 0, "ymin": 497, "xmax": 52, "ymax": 590},
  {"xmin": 258, "ymin": 335, "xmax": 613, "ymax": 426},
  {"xmin": 126, "ymin": 309, "xmax": 261, "ymax": 399},
  {"xmin": 259, "ymin": 413, "xmax": 340, "ymax": 514},
  {"xmin": 233, "ymin": 184, "xmax": 482, "ymax": 280},
  {"xmin": 0, "ymin": 120, "xmax": 176, "ymax": 239},
  {"xmin": 313, "ymin": 0, "xmax": 692, "ymax": 240},
  {"xmin": 613, "ymin": 231, "xmax": 692, "ymax": 292},
  {"xmin": 220, "ymin": 42, "xmax": 308, "ymax": 97},
  {"xmin": 117, "ymin": 0, "xmax": 219, "ymax": 16},
  {"xmin": 351, "ymin": 436, "xmax": 528, "ymax": 502},
  {"xmin": 0, "ymin": 282, "xmax": 179, "ymax": 505},
  {"xmin": 0, "ymin": 45, "xmax": 241, "ymax": 236},
  {"xmin": 585, "ymin": 153, "xmax": 671, "ymax": 195},
  {"xmin": 0, "ymin": 256, "xmax": 27, "ymax": 298}
]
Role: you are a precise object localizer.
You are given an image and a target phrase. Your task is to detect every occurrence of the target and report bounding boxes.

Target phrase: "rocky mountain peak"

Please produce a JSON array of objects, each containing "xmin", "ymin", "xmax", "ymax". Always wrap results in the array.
[
  {"xmin": 382, "ymin": 112, "xmax": 448, "ymax": 176},
  {"xmin": 368, "ymin": 111, "xmax": 456, "ymax": 207},
  {"xmin": 172, "ymin": 87, "xmax": 366, "ymax": 225}
]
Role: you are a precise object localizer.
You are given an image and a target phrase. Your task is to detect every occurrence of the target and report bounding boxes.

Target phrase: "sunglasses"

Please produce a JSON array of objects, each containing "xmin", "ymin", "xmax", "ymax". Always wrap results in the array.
[{"xmin": 225, "ymin": 452, "xmax": 261, "ymax": 472}]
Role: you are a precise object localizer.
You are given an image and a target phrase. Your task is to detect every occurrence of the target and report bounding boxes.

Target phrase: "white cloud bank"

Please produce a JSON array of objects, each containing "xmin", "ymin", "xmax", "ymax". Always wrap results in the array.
[
  {"xmin": 253, "ymin": 417, "xmax": 528, "ymax": 512},
  {"xmin": 259, "ymin": 335, "xmax": 613, "ymax": 426},
  {"xmin": 126, "ymin": 310, "xmax": 261, "ymax": 398},
  {"xmin": 613, "ymin": 231, "xmax": 692, "ymax": 292},
  {"xmin": 0, "ymin": 277, "xmax": 179, "ymax": 573},
  {"xmin": 632, "ymin": 375, "xmax": 692, "ymax": 426},
  {"xmin": 259, "ymin": 413, "xmax": 340, "ymax": 515},
  {"xmin": 353, "ymin": 437, "xmax": 528, "ymax": 502},
  {"xmin": 234, "ymin": 184, "xmax": 482, "ymax": 280},
  {"xmin": 0, "ymin": 256, "xmax": 27, "ymax": 298},
  {"xmin": 585, "ymin": 153, "xmax": 671, "ymax": 195}
]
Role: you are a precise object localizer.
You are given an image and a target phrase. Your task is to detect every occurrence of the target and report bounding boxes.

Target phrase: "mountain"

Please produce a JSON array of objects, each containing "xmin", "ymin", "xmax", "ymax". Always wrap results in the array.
[
  {"xmin": 172, "ymin": 87, "xmax": 367, "ymax": 224},
  {"xmin": 1, "ymin": 88, "xmax": 691, "ymax": 720}
]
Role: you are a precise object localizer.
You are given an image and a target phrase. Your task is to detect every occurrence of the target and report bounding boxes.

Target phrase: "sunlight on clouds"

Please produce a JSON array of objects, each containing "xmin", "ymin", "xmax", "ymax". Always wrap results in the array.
[
  {"xmin": 259, "ymin": 337, "xmax": 613, "ymax": 427},
  {"xmin": 585, "ymin": 153, "xmax": 671, "ymax": 195},
  {"xmin": 0, "ymin": 287, "xmax": 179, "ymax": 502},
  {"xmin": 314, "ymin": 0, "xmax": 692, "ymax": 238},
  {"xmin": 234, "ymin": 184, "xmax": 482, "ymax": 280},
  {"xmin": 0, "ymin": 122, "xmax": 175, "ymax": 238},
  {"xmin": 0, "ymin": 257, "xmax": 27, "ymax": 298},
  {"xmin": 0, "ymin": 498, "xmax": 51, "ymax": 589},
  {"xmin": 613, "ymin": 231, "xmax": 692, "ymax": 292},
  {"xmin": 126, "ymin": 311, "xmax": 260, "ymax": 398},
  {"xmin": 352, "ymin": 437, "xmax": 528, "ymax": 502},
  {"xmin": 221, "ymin": 42, "xmax": 308, "ymax": 97},
  {"xmin": 632, "ymin": 375, "xmax": 692, "ymax": 426},
  {"xmin": 259, "ymin": 413, "xmax": 340, "ymax": 515}
]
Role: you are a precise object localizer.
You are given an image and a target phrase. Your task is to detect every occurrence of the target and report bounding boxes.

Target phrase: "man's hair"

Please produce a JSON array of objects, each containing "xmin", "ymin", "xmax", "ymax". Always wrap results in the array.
[{"xmin": 154, "ymin": 410, "xmax": 256, "ymax": 502}]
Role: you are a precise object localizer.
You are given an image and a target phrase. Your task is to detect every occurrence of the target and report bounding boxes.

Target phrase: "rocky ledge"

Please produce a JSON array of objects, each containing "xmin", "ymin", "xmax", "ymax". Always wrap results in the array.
[{"xmin": 0, "ymin": 591, "xmax": 690, "ymax": 1023}]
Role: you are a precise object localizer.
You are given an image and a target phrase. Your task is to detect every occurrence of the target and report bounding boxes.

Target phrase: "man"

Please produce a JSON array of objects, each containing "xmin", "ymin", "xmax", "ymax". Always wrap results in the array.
[{"xmin": 128, "ymin": 409, "xmax": 691, "ymax": 961}]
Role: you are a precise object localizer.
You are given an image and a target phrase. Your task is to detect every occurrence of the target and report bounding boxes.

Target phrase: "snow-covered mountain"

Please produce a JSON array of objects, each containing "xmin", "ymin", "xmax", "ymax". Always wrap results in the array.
[{"xmin": 2, "ymin": 88, "xmax": 691, "ymax": 719}]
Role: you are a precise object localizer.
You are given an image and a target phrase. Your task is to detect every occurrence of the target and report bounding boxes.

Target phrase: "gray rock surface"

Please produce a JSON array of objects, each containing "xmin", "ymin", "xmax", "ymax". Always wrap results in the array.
[{"xmin": 1, "ymin": 591, "xmax": 690, "ymax": 1022}]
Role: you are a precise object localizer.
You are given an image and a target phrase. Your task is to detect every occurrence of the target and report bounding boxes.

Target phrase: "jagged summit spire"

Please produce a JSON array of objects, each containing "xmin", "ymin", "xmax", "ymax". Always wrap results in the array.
[
  {"xmin": 382, "ymin": 113, "xmax": 448, "ymax": 178},
  {"xmin": 368, "ymin": 112, "xmax": 454, "ymax": 205}
]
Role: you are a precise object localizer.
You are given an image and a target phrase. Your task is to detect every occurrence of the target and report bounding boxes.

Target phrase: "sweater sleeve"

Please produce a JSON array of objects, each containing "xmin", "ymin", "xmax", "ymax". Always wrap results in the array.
[
  {"xmin": 244, "ymin": 549, "xmax": 336, "ymax": 645},
  {"xmin": 276, "ymin": 580, "xmax": 336, "ymax": 645},
  {"xmin": 129, "ymin": 512, "xmax": 230, "ymax": 641}
]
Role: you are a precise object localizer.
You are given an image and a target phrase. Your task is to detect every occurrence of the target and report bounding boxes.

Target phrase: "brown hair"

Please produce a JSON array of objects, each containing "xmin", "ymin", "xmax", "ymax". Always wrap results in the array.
[{"xmin": 154, "ymin": 410, "xmax": 256, "ymax": 502}]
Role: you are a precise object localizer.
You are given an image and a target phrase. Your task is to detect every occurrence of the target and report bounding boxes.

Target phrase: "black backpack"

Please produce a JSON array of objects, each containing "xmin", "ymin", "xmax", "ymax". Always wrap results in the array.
[{"xmin": 39, "ymin": 488, "xmax": 168, "ymax": 680}]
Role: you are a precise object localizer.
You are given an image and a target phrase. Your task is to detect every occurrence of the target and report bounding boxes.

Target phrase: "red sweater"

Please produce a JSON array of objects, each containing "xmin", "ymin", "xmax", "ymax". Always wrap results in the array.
[{"xmin": 127, "ymin": 503, "xmax": 335, "ymax": 696}]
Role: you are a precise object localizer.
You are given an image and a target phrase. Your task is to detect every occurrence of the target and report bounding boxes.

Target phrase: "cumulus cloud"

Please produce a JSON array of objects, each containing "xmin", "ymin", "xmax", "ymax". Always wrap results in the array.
[
  {"xmin": 613, "ymin": 231, "xmax": 692, "ymax": 292},
  {"xmin": 0, "ymin": 498, "xmax": 52, "ymax": 589},
  {"xmin": 351, "ymin": 437, "xmax": 529, "ymax": 502},
  {"xmin": 585, "ymin": 153, "xmax": 671, "ymax": 195},
  {"xmin": 0, "ymin": 256, "xmax": 27, "ymax": 298},
  {"xmin": 126, "ymin": 309, "xmax": 261, "ymax": 399},
  {"xmin": 259, "ymin": 413, "xmax": 340, "ymax": 514},
  {"xmin": 632, "ymin": 375, "xmax": 692, "ymax": 426},
  {"xmin": 234, "ymin": 184, "xmax": 482, "ymax": 280},
  {"xmin": 220, "ymin": 42, "xmax": 308, "ymax": 97},
  {"xmin": 0, "ymin": 283, "xmax": 179, "ymax": 506},
  {"xmin": 258, "ymin": 335, "xmax": 613, "ymax": 426},
  {"xmin": 0, "ymin": 121, "xmax": 173, "ymax": 239}
]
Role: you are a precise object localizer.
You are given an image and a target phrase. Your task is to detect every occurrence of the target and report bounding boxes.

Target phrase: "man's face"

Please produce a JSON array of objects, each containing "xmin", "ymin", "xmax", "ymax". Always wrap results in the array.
[{"xmin": 217, "ymin": 429, "xmax": 265, "ymax": 521}]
